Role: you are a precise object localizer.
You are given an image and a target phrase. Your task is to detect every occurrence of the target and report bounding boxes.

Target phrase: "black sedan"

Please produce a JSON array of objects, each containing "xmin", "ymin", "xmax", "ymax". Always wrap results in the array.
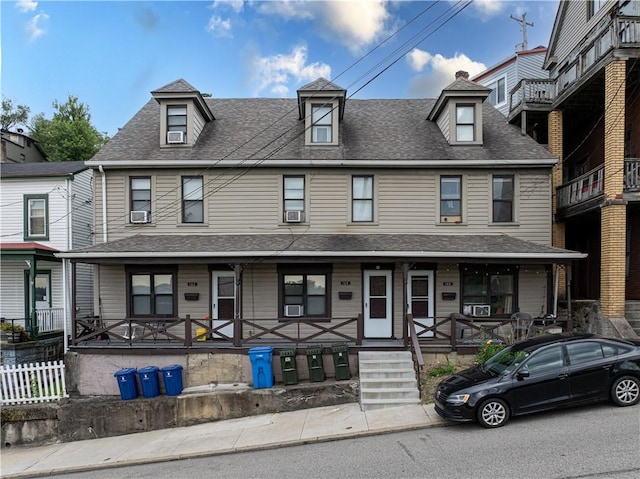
[{"xmin": 434, "ymin": 333, "xmax": 640, "ymax": 428}]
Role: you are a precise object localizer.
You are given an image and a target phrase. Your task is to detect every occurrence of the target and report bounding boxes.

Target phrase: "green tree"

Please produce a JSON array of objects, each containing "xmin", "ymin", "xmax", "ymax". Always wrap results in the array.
[
  {"xmin": 1, "ymin": 97, "xmax": 30, "ymax": 131},
  {"xmin": 29, "ymin": 95, "xmax": 109, "ymax": 162}
]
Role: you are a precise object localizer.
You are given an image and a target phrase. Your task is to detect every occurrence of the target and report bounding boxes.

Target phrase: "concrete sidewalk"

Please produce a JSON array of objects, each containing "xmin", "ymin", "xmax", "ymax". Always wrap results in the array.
[{"xmin": 1, "ymin": 402, "xmax": 447, "ymax": 478}]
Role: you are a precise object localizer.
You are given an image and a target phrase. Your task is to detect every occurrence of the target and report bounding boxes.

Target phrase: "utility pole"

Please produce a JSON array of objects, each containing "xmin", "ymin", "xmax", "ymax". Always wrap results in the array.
[{"xmin": 510, "ymin": 12, "xmax": 534, "ymax": 51}]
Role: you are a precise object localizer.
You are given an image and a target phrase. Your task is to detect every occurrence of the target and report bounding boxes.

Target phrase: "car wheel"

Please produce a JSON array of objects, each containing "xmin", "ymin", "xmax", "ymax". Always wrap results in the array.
[
  {"xmin": 477, "ymin": 398, "xmax": 510, "ymax": 428},
  {"xmin": 611, "ymin": 376, "xmax": 640, "ymax": 407}
]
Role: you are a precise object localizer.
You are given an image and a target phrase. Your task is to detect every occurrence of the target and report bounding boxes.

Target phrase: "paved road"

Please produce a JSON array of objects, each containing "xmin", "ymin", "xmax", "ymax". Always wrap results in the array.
[{"xmin": 51, "ymin": 403, "xmax": 640, "ymax": 479}]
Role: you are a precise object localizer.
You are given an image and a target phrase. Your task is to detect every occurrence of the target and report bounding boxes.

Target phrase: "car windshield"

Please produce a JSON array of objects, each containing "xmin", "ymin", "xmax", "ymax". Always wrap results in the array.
[{"xmin": 483, "ymin": 346, "xmax": 529, "ymax": 375}]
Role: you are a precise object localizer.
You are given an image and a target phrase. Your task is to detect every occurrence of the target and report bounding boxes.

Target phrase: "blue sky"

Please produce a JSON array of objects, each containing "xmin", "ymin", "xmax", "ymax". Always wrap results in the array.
[{"xmin": 2, "ymin": 0, "xmax": 559, "ymax": 137}]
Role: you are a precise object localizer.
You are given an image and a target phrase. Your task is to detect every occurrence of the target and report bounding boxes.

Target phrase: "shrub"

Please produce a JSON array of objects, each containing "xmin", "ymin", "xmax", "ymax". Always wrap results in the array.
[{"xmin": 474, "ymin": 340, "xmax": 505, "ymax": 364}]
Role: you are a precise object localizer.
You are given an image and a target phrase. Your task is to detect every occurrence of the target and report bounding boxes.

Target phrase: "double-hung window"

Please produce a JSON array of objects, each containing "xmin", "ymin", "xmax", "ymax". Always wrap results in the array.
[
  {"xmin": 280, "ymin": 266, "xmax": 330, "ymax": 318},
  {"xmin": 128, "ymin": 269, "xmax": 176, "ymax": 317},
  {"xmin": 461, "ymin": 265, "xmax": 516, "ymax": 316},
  {"xmin": 182, "ymin": 176, "xmax": 204, "ymax": 223},
  {"xmin": 487, "ymin": 77, "xmax": 506, "ymax": 107},
  {"xmin": 130, "ymin": 177, "xmax": 151, "ymax": 222},
  {"xmin": 456, "ymin": 105, "xmax": 475, "ymax": 142},
  {"xmin": 311, "ymin": 105, "xmax": 332, "ymax": 143},
  {"xmin": 24, "ymin": 194, "xmax": 48, "ymax": 240},
  {"xmin": 352, "ymin": 175, "xmax": 373, "ymax": 222},
  {"xmin": 440, "ymin": 176, "xmax": 461, "ymax": 222},
  {"xmin": 167, "ymin": 105, "xmax": 187, "ymax": 143},
  {"xmin": 283, "ymin": 176, "xmax": 305, "ymax": 222},
  {"xmin": 492, "ymin": 175, "xmax": 514, "ymax": 223}
]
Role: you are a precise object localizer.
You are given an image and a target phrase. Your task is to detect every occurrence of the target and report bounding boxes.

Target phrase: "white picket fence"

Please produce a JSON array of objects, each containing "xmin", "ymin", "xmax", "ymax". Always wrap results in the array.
[{"xmin": 0, "ymin": 360, "xmax": 68, "ymax": 405}]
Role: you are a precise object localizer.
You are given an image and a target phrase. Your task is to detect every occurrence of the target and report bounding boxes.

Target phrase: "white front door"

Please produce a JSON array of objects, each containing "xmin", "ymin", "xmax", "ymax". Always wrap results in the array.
[
  {"xmin": 26, "ymin": 271, "xmax": 51, "ymax": 314},
  {"xmin": 212, "ymin": 272, "xmax": 235, "ymax": 339},
  {"xmin": 407, "ymin": 270, "xmax": 435, "ymax": 338},
  {"xmin": 364, "ymin": 270, "xmax": 393, "ymax": 338}
]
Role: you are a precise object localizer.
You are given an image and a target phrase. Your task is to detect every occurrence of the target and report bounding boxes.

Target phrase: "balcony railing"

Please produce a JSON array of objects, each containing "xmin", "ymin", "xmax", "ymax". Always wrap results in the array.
[
  {"xmin": 557, "ymin": 165, "xmax": 605, "ymax": 210},
  {"xmin": 37, "ymin": 308, "xmax": 65, "ymax": 333},
  {"xmin": 625, "ymin": 158, "xmax": 640, "ymax": 191},
  {"xmin": 508, "ymin": 79, "xmax": 556, "ymax": 112}
]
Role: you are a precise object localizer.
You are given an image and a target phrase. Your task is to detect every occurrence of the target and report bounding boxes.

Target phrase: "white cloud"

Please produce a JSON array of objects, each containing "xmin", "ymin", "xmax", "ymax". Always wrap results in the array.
[
  {"xmin": 252, "ymin": 45, "xmax": 331, "ymax": 96},
  {"xmin": 256, "ymin": 0, "xmax": 392, "ymax": 53},
  {"xmin": 405, "ymin": 49, "xmax": 486, "ymax": 97},
  {"xmin": 15, "ymin": 0, "xmax": 38, "ymax": 13},
  {"xmin": 207, "ymin": 15, "xmax": 233, "ymax": 37},
  {"xmin": 212, "ymin": 0, "xmax": 244, "ymax": 14},
  {"xmin": 465, "ymin": 0, "xmax": 506, "ymax": 20},
  {"xmin": 26, "ymin": 11, "xmax": 49, "ymax": 42}
]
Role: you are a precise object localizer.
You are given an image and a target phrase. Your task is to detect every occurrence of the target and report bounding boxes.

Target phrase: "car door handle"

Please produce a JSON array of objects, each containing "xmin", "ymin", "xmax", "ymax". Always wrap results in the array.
[
  {"xmin": 602, "ymin": 365, "xmax": 612, "ymax": 370},
  {"xmin": 558, "ymin": 374, "xmax": 568, "ymax": 380}
]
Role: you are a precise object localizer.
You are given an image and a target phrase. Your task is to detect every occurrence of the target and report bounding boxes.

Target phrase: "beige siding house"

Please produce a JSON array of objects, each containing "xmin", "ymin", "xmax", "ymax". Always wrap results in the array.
[{"xmin": 59, "ymin": 75, "xmax": 585, "ymax": 395}]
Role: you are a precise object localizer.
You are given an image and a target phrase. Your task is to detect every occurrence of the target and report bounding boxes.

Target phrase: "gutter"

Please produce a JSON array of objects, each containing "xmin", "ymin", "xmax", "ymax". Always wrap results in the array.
[{"xmin": 57, "ymin": 250, "xmax": 588, "ymax": 261}]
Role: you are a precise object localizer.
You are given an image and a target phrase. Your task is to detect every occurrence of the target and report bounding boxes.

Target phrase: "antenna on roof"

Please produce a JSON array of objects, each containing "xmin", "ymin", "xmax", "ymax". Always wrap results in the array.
[{"xmin": 510, "ymin": 12, "xmax": 534, "ymax": 51}]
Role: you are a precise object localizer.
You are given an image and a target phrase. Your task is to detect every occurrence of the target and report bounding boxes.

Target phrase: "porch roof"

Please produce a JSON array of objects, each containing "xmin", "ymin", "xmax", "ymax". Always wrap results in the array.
[
  {"xmin": 57, "ymin": 234, "xmax": 586, "ymax": 264},
  {"xmin": 1, "ymin": 242, "xmax": 61, "ymax": 262}
]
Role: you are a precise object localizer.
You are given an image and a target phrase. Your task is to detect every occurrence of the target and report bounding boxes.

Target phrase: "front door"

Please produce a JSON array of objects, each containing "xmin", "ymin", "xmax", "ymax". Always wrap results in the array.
[
  {"xmin": 25, "ymin": 271, "xmax": 51, "ymax": 317},
  {"xmin": 407, "ymin": 270, "xmax": 434, "ymax": 338},
  {"xmin": 212, "ymin": 272, "xmax": 235, "ymax": 339},
  {"xmin": 364, "ymin": 270, "xmax": 393, "ymax": 338}
]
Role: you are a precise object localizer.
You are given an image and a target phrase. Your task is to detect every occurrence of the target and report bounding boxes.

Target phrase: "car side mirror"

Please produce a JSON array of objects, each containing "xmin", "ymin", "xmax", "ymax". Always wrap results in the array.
[{"xmin": 517, "ymin": 370, "xmax": 530, "ymax": 380}]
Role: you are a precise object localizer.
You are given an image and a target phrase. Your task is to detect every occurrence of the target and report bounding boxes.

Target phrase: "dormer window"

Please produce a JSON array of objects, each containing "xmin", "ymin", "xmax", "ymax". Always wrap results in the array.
[
  {"xmin": 311, "ymin": 105, "xmax": 333, "ymax": 143},
  {"xmin": 456, "ymin": 105, "xmax": 475, "ymax": 142},
  {"xmin": 167, "ymin": 105, "xmax": 187, "ymax": 143}
]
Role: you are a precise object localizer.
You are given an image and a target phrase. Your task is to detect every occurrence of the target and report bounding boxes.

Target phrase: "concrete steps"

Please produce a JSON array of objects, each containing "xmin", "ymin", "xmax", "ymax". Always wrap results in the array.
[
  {"xmin": 625, "ymin": 301, "xmax": 640, "ymax": 336},
  {"xmin": 358, "ymin": 351, "xmax": 420, "ymax": 411}
]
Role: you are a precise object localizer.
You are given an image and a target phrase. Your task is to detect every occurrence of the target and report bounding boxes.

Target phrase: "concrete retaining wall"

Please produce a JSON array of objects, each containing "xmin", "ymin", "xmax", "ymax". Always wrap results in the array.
[{"xmin": 1, "ymin": 381, "xmax": 359, "ymax": 448}]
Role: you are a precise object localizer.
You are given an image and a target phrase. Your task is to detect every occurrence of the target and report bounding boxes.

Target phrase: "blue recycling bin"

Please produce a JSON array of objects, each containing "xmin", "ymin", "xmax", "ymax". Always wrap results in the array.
[
  {"xmin": 248, "ymin": 346, "xmax": 274, "ymax": 389},
  {"xmin": 114, "ymin": 368, "xmax": 138, "ymax": 400},
  {"xmin": 138, "ymin": 366, "xmax": 160, "ymax": 398},
  {"xmin": 160, "ymin": 364, "xmax": 184, "ymax": 396}
]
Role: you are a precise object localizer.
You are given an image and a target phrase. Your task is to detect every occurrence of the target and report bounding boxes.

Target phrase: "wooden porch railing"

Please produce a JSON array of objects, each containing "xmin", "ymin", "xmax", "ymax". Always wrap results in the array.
[
  {"xmin": 625, "ymin": 158, "xmax": 640, "ymax": 191},
  {"xmin": 36, "ymin": 308, "xmax": 64, "ymax": 333},
  {"xmin": 508, "ymin": 78, "xmax": 556, "ymax": 112},
  {"xmin": 71, "ymin": 315, "xmax": 363, "ymax": 347},
  {"xmin": 556, "ymin": 165, "xmax": 605, "ymax": 210}
]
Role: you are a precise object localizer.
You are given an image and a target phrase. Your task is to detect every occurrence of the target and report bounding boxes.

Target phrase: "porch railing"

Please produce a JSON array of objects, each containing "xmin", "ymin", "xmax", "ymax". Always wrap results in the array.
[
  {"xmin": 37, "ymin": 308, "xmax": 65, "ymax": 333},
  {"xmin": 625, "ymin": 158, "xmax": 640, "ymax": 191},
  {"xmin": 71, "ymin": 315, "xmax": 363, "ymax": 347},
  {"xmin": 508, "ymin": 78, "xmax": 556, "ymax": 112},
  {"xmin": 556, "ymin": 165, "xmax": 605, "ymax": 210}
]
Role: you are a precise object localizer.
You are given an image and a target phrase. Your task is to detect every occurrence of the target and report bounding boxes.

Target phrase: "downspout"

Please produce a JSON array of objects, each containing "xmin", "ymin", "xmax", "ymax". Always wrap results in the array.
[
  {"xmin": 98, "ymin": 165, "xmax": 107, "ymax": 243},
  {"xmin": 63, "ymin": 177, "xmax": 73, "ymax": 352}
]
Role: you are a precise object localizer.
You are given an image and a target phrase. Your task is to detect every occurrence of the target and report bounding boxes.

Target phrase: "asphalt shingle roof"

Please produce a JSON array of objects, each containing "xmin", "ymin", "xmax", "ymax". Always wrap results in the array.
[
  {"xmin": 0, "ymin": 161, "xmax": 88, "ymax": 178},
  {"xmin": 89, "ymin": 96, "xmax": 556, "ymax": 164},
  {"xmin": 60, "ymin": 234, "xmax": 583, "ymax": 262}
]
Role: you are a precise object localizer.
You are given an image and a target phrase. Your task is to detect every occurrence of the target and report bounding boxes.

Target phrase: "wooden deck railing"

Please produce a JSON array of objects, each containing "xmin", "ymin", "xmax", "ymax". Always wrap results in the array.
[
  {"xmin": 625, "ymin": 158, "xmax": 640, "ymax": 191},
  {"xmin": 71, "ymin": 315, "xmax": 363, "ymax": 347},
  {"xmin": 556, "ymin": 165, "xmax": 605, "ymax": 210}
]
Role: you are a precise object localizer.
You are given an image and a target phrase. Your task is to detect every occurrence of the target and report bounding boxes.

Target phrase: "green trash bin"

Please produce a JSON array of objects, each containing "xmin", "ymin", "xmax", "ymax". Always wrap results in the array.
[
  {"xmin": 279, "ymin": 349, "xmax": 298, "ymax": 385},
  {"xmin": 331, "ymin": 343, "xmax": 351, "ymax": 380},
  {"xmin": 306, "ymin": 346, "xmax": 325, "ymax": 382}
]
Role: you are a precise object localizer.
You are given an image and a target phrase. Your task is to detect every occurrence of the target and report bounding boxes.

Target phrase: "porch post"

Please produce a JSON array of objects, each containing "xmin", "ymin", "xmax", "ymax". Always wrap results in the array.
[
  {"xmin": 233, "ymin": 263, "xmax": 243, "ymax": 347},
  {"xmin": 29, "ymin": 257, "xmax": 39, "ymax": 339},
  {"xmin": 402, "ymin": 263, "xmax": 409, "ymax": 347},
  {"xmin": 71, "ymin": 261, "xmax": 77, "ymax": 347},
  {"xmin": 567, "ymin": 264, "xmax": 573, "ymax": 331}
]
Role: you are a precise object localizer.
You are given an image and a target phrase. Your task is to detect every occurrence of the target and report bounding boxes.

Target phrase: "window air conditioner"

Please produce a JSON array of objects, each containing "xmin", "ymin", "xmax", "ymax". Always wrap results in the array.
[
  {"xmin": 167, "ymin": 131, "xmax": 185, "ymax": 144},
  {"xmin": 130, "ymin": 211, "xmax": 150, "ymax": 224},
  {"xmin": 472, "ymin": 305, "xmax": 491, "ymax": 317},
  {"xmin": 441, "ymin": 215, "xmax": 461, "ymax": 223},
  {"xmin": 284, "ymin": 304, "xmax": 304, "ymax": 317},
  {"xmin": 285, "ymin": 210, "xmax": 302, "ymax": 223}
]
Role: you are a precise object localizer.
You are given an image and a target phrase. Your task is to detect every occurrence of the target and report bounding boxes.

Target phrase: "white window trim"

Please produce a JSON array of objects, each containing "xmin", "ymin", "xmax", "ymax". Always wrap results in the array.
[
  {"xmin": 486, "ymin": 75, "xmax": 507, "ymax": 108},
  {"xmin": 304, "ymin": 99, "xmax": 339, "ymax": 146},
  {"xmin": 127, "ymin": 176, "xmax": 155, "ymax": 227},
  {"xmin": 160, "ymin": 102, "xmax": 193, "ymax": 147},
  {"xmin": 449, "ymin": 100, "xmax": 483, "ymax": 146}
]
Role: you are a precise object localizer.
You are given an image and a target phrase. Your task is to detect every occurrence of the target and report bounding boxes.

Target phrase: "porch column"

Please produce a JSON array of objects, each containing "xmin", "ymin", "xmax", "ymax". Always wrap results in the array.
[
  {"xmin": 28, "ymin": 257, "xmax": 39, "ymax": 338},
  {"xmin": 402, "ymin": 263, "xmax": 409, "ymax": 347},
  {"xmin": 233, "ymin": 263, "xmax": 244, "ymax": 347},
  {"xmin": 601, "ymin": 60, "xmax": 628, "ymax": 319},
  {"xmin": 548, "ymin": 109, "xmax": 566, "ymax": 299}
]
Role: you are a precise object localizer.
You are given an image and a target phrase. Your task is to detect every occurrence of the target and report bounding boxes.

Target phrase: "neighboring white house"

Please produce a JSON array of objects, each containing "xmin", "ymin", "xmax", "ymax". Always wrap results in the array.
[{"xmin": 0, "ymin": 161, "xmax": 94, "ymax": 342}]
